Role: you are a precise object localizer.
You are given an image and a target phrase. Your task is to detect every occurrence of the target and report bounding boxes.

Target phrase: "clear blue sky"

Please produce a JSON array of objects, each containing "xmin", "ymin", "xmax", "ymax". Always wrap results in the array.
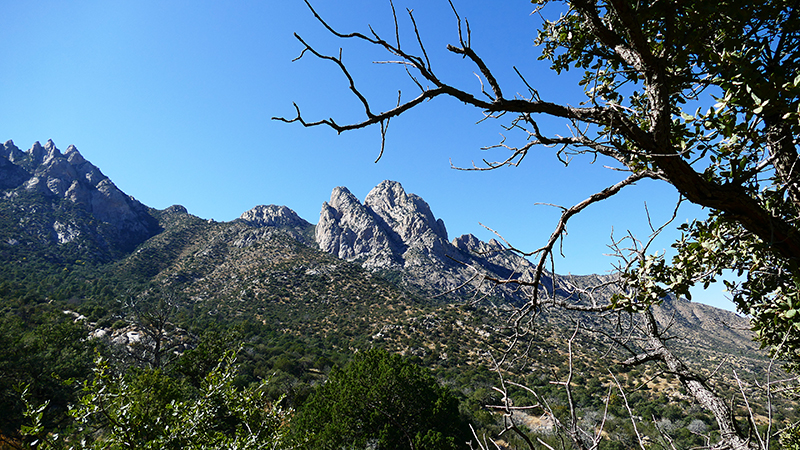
[{"xmin": 0, "ymin": 1, "xmax": 736, "ymax": 311}]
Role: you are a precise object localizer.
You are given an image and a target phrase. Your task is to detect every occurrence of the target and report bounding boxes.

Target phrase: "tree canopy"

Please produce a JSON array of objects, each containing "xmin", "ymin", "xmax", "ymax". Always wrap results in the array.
[
  {"xmin": 20, "ymin": 350, "xmax": 291, "ymax": 450},
  {"xmin": 292, "ymin": 348, "xmax": 470, "ymax": 450}
]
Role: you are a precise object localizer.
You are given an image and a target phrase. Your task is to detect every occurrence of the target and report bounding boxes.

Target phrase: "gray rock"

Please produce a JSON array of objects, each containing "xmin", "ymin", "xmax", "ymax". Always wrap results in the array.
[
  {"xmin": 1, "ymin": 140, "xmax": 25, "ymax": 163},
  {"xmin": 316, "ymin": 185, "xmax": 403, "ymax": 269},
  {"xmin": 315, "ymin": 180, "xmax": 540, "ymax": 300},
  {"xmin": 28, "ymin": 141, "xmax": 46, "ymax": 165},
  {"xmin": 43, "ymin": 139, "xmax": 61, "ymax": 164},
  {"xmin": 164, "ymin": 205, "xmax": 189, "ymax": 215},
  {"xmin": 238, "ymin": 204, "xmax": 314, "ymax": 246},
  {"xmin": 240, "ymin": 204, "xmax": 310, "ymax": 229},
  {"xmin": 365, "ymin": 180, "xmax": 448, "ymax": 242},
  {"xmin": 0, "ymin": 143, "xmax": 30, "ymax": 189},
  {"xmin": 1, "ymin": 139, "xmax": 161, "ymax": 253}
]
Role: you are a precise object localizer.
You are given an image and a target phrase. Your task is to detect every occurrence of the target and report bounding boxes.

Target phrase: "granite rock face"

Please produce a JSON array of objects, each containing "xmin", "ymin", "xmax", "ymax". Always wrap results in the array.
[
  {"xmin": 1, "ymin": 139, "xmax": 160, "ymax": 256},
  {"xmin": 239, "ymin": 204, "xmax": 311, "ymax": 229},
  {"xmin": 317, "ymin": 185, "xmax": 403, "ymax": 269},
  {"xmin": 315, "ymin": 180, "xmax": 543, "ymax": 301},
  {"xmin": 316, "ymin": 181, "xmax": 452, "ymax": 270},
  {"xmin": 0, "ymin": 141, "xmax": 30, "ymax": 189},
  {"xmin": 239, "ymin": 204, "xmax": 314, "ymax": 245}
]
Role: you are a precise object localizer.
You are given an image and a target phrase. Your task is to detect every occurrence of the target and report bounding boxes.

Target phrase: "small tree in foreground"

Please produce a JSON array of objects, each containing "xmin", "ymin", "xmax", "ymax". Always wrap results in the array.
[
  {"xmin": 292, "ymin": 348, "xmax": 470, "ymax": 450},
  {"xmin": 21, "ymin": 350, "xmax": 291, "ymax": 450}
]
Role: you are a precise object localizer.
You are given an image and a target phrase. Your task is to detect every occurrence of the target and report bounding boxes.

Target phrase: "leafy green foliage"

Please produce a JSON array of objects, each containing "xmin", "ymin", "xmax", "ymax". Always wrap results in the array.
[
  {"xmin": 663, "ymin": 214, "xmax": 800, "ymax": 372},
  {"xmin": 532, "ymin": 0, "xmax": 800, "ymax": 377},
  {"xmin": 781, "ymin": 424, "xmax": 800, "ymax": 449},
  {"xmin": 21, "ymin": 350, "xmax": 291, "ymax": 450},
  {"xmin": 0, "ymin": 309, "xmax": 95, "ymax": 440},
  {"xmin": 292, "ymin": 348, "xmax": 470, "ymax": 450}
]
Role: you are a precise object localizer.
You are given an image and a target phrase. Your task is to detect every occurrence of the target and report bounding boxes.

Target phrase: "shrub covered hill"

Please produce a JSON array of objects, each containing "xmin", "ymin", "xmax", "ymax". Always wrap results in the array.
[{"xmin": 1, "ymin": 140, "xmax": 794, "ymax": 448}]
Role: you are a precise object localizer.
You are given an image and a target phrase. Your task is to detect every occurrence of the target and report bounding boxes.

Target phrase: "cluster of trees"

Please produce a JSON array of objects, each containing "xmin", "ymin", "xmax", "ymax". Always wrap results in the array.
[
  {"xmin": 4, "ymin": 302, "xmax": 784, "ymax": 449},
  {"xmin": 292, "ymin": 349, "xmax": 470, "ymax": 449},
  {"xmin": 0, "ymin": 274, "xmax": 477, "ymax": 448},
  {"xmin": 5, "ymin": 317, "xmax": 469, "ymax": 450},
  {"xmin": 18, "ymin": 350, "xmax": 291, "ymax": 450},
  {"xmin": 0, "ymin": 310, "xmax": 95, "ymax": 442}
]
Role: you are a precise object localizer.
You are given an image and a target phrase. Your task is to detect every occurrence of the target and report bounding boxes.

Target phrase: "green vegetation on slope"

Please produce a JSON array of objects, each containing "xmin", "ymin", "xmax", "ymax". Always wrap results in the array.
[{"xmin": 1, "ymin": 204, "xmax": 796, "ymax": 449}]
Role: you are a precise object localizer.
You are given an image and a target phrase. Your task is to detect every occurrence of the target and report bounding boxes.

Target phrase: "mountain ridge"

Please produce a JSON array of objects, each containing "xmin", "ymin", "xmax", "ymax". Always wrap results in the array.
[
  {"xmin": 3, "ymin": 139, "xmax": 782, "ymax": 448},
  {"xmin": 0, "ymin": 139, "xmax": 756, "ymax": 365}
]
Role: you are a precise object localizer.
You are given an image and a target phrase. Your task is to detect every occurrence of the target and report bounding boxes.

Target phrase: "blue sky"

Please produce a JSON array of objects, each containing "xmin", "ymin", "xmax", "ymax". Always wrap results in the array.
[{"xmin": 0, "ymin": 1, "xmax": 736, "ymax": 311}]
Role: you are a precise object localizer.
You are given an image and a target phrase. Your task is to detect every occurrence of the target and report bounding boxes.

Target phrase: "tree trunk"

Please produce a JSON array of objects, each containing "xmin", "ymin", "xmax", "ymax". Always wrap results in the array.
[{"xmin": 640, "ymin": 309, "xmax": 759, "ymax": 450}]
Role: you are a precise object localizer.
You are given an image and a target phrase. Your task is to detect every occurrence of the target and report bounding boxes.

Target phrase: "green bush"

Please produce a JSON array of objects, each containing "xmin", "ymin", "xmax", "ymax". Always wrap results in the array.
[
  {"xmin": 292, "ymin": 348, "xmax": 471, "ymax": 449},
  {"xmin": 21, "ymin": 350, "xmax": 291, "ymax": 450}
]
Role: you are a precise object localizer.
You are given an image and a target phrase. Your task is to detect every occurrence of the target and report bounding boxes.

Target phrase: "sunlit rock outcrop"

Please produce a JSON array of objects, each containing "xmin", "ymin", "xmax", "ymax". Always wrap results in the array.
[{"xmin": 316, "ymin": 180, "xmax": 543, "ymax": 301}]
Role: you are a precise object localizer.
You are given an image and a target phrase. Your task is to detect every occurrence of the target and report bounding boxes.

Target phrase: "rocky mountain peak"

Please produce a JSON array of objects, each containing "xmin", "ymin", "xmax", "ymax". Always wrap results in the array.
[
  {"xmin": 2, "ymin": 140, "xmax": 24, "ymax": 162},
  {"xmin": 44, "ymin": 139, "xmax": 61, "ymax": 163},
  {"xmin": 64, "ymin": 144, "xmax": 86, "ymax": 165},
  {"xmin": 1, "ymin": 139, "xmax": 160, "ymax": 255},
  {"xmin": 364, "ymin": 180, "xmax": 447, "ymax": 242},
  {"xmin": 317, "ymin": 185, "xmax": 397, "ymax": 266},
  {"xmin": 317, "ymin": 181, "xmax": 507, "ymax": 296},
  {"xmin": 328, "ymin": 186, "xmax": 364, "ymax": 214},
  {"xmin": 28, "ymin": 141, "xmax": 46, "ymax": 164},
  {"xmin": 453, "ymin": 234, "xmax": 505, "ymax": 255},
  {"xmin": 318, "ymin": 180, "xmax": 454, "ymax": 269},
  {"xmin": 239, "ymin": 205, "xmax": 310, "ymax": 229},
  {"xmin": 452, "ymin": 233, "xmax": 482, "ymax": 252},
  {"xmin": 364, "ymin": 180, "xmax": 404, "ymax": 208},
  {"xmin": 314, "ymin": 181, "xmax": 550, "ymax": 302},
  {"xmin": 0, "ymin": 141, "xmax": 29, "ymax": 189},
  {"xmin": 164, "ymin": 205, "xmax": 189, "ymax": 215}
]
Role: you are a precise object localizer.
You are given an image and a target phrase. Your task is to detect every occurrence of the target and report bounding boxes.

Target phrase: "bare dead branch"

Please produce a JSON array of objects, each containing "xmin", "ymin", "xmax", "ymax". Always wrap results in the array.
[
  {"xmin": 484, "ymin": 353, "xmax": 538, "ymax": 450},
  {"xmin": 446, "ymin": 43, "xmax": 503, "ymax": 101},
  {"xmin": 406, "ymin": 8, "xmax": 431, "ymax": 71},
  {"xmin": 652, "ymin": 414, "xmax": 680, "ymax": 450},
  {"xmin": 734, "ymin": 370, "xmax": 767, "ymax": 450},
  {"xmin": 522, "ymin": 170, "xmax": 656, "ymax": 313},
  {"xmin": 389, "ymin": 0, "xmax": 400, "ymax": 49},
  {"xmin": 608, "ymin": 370, "xmax": 648, "ymax": 450}
]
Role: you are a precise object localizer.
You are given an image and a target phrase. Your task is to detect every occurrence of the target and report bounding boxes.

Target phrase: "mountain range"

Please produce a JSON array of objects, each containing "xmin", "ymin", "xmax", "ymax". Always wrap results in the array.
[
  {"xmin": 0, "ymin": 139, "xmax": 765, "ymax": 381},
  {"xmin": 5, "ymin": 138, "xmax": 793, "ymax": 447}
]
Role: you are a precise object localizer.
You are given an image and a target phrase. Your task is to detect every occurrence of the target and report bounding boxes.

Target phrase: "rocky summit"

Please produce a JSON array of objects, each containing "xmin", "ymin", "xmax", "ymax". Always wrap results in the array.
[
  {"xmin": 315, "ymin": 180, "xmax": 542, "ymax": 301},
  {"xmin": 316, "ymin": 181, "xmax": 453, "ymax": 272},
  {"xmin": 0, "ymin": 140, "xmax": 160, "ymax": 259},
  {"xmin": 238, "ymin": 204, "xmax": 315, "ymax": 245},
  {"xmin": 239, "ymin": 204, "xmax": 311, "ymax": 229}
]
